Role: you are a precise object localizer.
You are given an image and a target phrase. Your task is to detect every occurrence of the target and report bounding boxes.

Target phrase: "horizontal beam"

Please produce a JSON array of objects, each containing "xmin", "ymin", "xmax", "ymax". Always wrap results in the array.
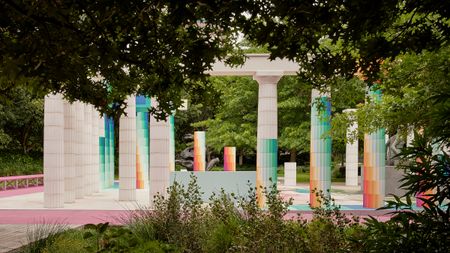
[{"xmin": 207, "ymin": 54, "xmax": 299, "ymax": 76}]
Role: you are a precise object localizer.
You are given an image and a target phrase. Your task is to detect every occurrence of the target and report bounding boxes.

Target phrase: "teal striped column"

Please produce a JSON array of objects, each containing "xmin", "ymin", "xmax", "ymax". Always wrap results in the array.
[
  {"xmin": 136, "ymin": 96, "xmax": 150, "ymax": 189},
  {"xmin": 104, "ymin": 115, "xmax": 110, "ymax": 188},
  {"xmin": 310, "ymin": 89, "xmax": 332, "ymax": 207},
  {"xmin": 109, "ymin": 118, "xmax": 115, "ymax": 187},
  {"xmin": 99, "ymin": 115, "xmax": 106, "ymax": 189}
]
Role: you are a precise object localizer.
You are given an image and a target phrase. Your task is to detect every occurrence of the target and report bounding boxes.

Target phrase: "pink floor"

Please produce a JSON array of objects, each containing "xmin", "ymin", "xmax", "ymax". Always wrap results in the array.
[
  {"xmin": 0, "ymin": 210, "xmax": 130, "ymax": 225},
  {"xmin": 0, "ymin": 186, "xmax": 43, "ymax": 198}
]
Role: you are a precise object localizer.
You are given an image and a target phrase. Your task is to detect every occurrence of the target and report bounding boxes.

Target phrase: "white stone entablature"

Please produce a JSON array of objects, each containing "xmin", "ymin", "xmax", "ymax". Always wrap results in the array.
[{"xmin": 208, "ymin": 54, "xmax": 299, "ymax": 76}]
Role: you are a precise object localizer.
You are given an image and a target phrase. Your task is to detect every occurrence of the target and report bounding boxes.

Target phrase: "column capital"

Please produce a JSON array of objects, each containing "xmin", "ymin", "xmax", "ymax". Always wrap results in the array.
[
  {"xmin": 343, "ymin": 108, "xmax": 357, "ymax": 113},
  {"xmin": 253, "ymin": 71, "xmax": 283, "ymax": 84}
]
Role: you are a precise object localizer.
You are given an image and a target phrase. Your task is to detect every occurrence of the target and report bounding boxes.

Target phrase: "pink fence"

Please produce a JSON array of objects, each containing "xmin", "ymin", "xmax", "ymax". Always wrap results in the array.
[{"xmin": 0, "ymin": 174, "xmax": 44, "ymax": 191}]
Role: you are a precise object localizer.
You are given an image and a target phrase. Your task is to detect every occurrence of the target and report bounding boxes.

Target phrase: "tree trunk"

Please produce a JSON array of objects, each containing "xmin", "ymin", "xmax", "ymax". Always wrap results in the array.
[
  {"xmin": 290, "ymin": 148, "xmax": 297, "ymax": 162},
  {"xmin": 239, "ymin": 152, "xmax": 244, "ymax": 166}
]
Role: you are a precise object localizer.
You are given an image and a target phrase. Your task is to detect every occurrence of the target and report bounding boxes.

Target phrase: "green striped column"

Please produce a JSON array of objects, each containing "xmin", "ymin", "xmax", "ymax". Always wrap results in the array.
[
  {"xmin": 104, "ymin": 116, "xmax": 110, "ymax": 188},
  {"xmin": 109, "ymin": 118, "xmax": 115, "ymax": 187},
  {"xmin": 99, "ymin": 136, "xmax": 106, "ymax": 189},
  {"xmin": 256, "ymin": 138, "xmax": 278, "ymax": 196}
]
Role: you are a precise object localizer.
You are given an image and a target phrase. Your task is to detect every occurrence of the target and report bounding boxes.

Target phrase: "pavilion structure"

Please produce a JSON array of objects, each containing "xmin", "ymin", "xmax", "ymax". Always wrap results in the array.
[{"xmin": 43, "ymin": 54, "xmax": 385, "ymax": 208}]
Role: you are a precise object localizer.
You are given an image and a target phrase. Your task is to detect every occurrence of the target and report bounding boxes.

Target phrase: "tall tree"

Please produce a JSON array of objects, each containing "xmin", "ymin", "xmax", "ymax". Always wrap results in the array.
[
  {"xmin": 193, "ymin": 77, "xmax": 258, "ymax": 166},
  {"xmin": 0, "ymin": 87, "xmax": 44, "ymax": 154},
  {"xmin": 277, "ymin": 76, "xmax": 311, "ymax": 162},
  {"xmin": 0, "ymin": 1, "xmax": 246, "ymax": 117}
]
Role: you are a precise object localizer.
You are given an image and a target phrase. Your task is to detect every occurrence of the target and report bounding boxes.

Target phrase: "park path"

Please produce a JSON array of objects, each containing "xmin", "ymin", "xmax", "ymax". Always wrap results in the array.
[{"xmin": 0, "ymin": 224, "xmax": 28, "ymax": 253}]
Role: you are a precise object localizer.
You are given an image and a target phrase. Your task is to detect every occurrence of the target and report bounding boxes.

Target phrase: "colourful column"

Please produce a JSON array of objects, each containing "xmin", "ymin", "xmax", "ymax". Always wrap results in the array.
[
  {"xmin": 223, "ymin": 147, "xmax": 236, "ymax": 171},
  {"xmin": 193, "ymin": 131, "xmax": 206, "ymax": 171},
  {"xmin": 119, "ymin": 96, "xmax": 137, "ymax": 201},
  {"xmin": 310, "ymin": 89, "xmax": 332, "ymax": 207},
  {"xmin": 136, "ymin": 96, "xmax": 150, "ymax": 189},
  {"xmin": 149, "ymin": 98, "xmax": 171, "ymax": 204},
  {"xmin": 363, "ymin": 87, "xmax": 386, "ymax": 208},
  {"xmin": 99, "ymin": 115, "xmax": 106, "ymax": 189},
  {"xmin": 109, "ymin": 117, "xmax": 115, "ymax": 187},
  {"xmin": 253, "ymin": 73, "xmax": 281, "ymax": 207},
  {"xmin": 104, "ymin": 116, "xmax": 110, "ymax": 188},
  {"xmin": 63, "ymin": 101, "xmax": 76, "ymax": 203},
  {"xmin": 43, "ymin": 93, "xmax": 64, "ymax": 208},
  {"xmin": 343, "ymin": 109, "xmax": 359, "ymax": 186},
  {"xmin": 169, "ymin": 115, "xmax": 175, "ymax": 171}
]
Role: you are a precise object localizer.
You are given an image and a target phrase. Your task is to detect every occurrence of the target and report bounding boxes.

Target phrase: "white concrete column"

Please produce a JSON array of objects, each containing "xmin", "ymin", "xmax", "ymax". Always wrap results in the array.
[
  {"xmin": 344, "ymin": 109, "xmax": 358, "ymax": 186},
  {"xmin": 284, "ymin": 162, "xmax": 297, "ymax": 186},
  {"xmin": 119, "ymin": 96, "xmax": 137, "ymax": 201},
  {"xmin": 44, "ymin": 93, "xmax": 64, "ymax": 208},
  {"xmin": 253, "ymin": 72, "xmax": 282, "ymax": 206},
  {"xmin": 149, "ymin": 98, "xmax": 171, "ymax": 204},
  {"xmin": 63, "ymin": 101, "xmax": 76, "ymax": 203},
  {"xmin": 92, "ymin": 109, "xmax": 100, "ymax": 193},
  {"xmin": 74, "ymin": 102, "xmax": 84, "ymax": 199},
  {"xmin": 83, "ymin": 104, "xmax": 92, "ymax": 196}
]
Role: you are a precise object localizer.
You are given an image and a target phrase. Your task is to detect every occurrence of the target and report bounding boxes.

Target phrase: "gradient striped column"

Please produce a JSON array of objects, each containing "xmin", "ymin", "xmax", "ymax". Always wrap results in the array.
[
  {"xmin": 119, "ymin": 96, "xmax": 137, "ymax": 201},
  {"xmin": 74, "ymin": 102, "xmax": 84, "ymax": 199},
  {"xmin": 92, "ymin": 109, "xmax": 100, "ymax": 193},
  {"xmin": 83, "ymin": 105, "xmax": 92, "ymax": 196},
  {"xmin": 109, "ymin": 117, "xmax": 115, "ymax": 187},
  {"xmin": 99, "ymin": 116, "xmax": 106, "ymax": 189},
  {"xmin": 223, "ymin": 147, "xmax": 236, "ymax": 171},
  {"xmin": 136, "ymin": 96, "xmax": 150, "ymax": 189},
  {"xmin": 343, "ymin": 109, "xmax": 359, "ymax": 186},
  {"xmin": 44, "ymin": 93, "xmax": 64, "ymax": 208},
  {"xmin": 149, "ymin": 98, "xmax": 171, "ymax": 204},
  {"xmin": 104, "ymin": 116, "xmax": 111, "ymax": 188},
  {"xmin": 169, "ymin": 115, "xmax": 175, "ymax": 172},
  {"xmin": 193, "ymin": 131, "xmax": 206, "ymax": 171},
  {"xmin": 363, "ymin": 87, "xmax": 386, "ymax": 208},
  {"xmin": 310, "ymin": 89, "xmax": 332, "ymax": 207},
  {"xmin": 253, "ymin": 73, "xmax": 281, "ymax": 207},
  {"xmin": 63, "ymin": 101, "xmax": 76, "ymax": 203}
]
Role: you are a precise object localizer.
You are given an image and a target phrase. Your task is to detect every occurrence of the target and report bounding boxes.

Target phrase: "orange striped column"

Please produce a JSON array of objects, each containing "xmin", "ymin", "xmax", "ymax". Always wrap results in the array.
[
  {"xmin": 363, "ymin": 87, "xmax": 385, "ymax": 208},
  {"xmin": 224, "ymin": 147, "xmax": 236, "ymax": 171},
  {"xmin": 193, "ymin": 131, "xmax": 206, "ymax": 171}
]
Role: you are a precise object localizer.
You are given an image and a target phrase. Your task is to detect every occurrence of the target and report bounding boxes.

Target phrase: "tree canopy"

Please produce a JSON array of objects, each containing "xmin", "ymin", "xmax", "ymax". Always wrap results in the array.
[{"xmin": 1, "ymin": 1, "xmax": 449, "ymax": 117}]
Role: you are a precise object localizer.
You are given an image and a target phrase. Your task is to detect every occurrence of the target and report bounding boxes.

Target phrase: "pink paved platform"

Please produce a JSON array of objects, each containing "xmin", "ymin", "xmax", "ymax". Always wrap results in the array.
[
  {"xmin": 0, "ymin": 210, "xmax": 130, "ymax": 225},
  {"xmin": 0, "ymin": 186, "xmax": 43, "ymax": 198}
]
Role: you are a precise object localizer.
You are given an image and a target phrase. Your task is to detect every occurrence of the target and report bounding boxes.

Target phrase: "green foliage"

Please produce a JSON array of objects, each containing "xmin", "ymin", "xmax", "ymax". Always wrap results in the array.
[
  {"xmin": 360, "ymin": 134, "xmax": 450, "ymax": 252},
  {"xmin": 192, "ymin": 77, "xmax": 258, "ymax": 158},
  {"xmin": 0, "ymin": 87, "xmax": 43, "ymax": 154},
  {"xmin": 308, "ymin": 190, "xmax": 362, "ymax": 253},
  {"xmin": 278, "ymin": 76, "xmax": 311, "ymax": 155},
  {"xmin": 1, "ymin": 1, "xmax": 247, "ymax": 118},
  {"xmin": 41, "ymin": 230, "xmax": 88, "ymax": 253},
  {"xmin": 24, "ymin": 223, "xmax": 68, "ymax": 253},
  {"xmin": 0, "ymin": 150, "xmax": 43, "ymax": 176},
  {"xmin": 243, "ymin": 1, "xmax": 450, "ymax": 85}
]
